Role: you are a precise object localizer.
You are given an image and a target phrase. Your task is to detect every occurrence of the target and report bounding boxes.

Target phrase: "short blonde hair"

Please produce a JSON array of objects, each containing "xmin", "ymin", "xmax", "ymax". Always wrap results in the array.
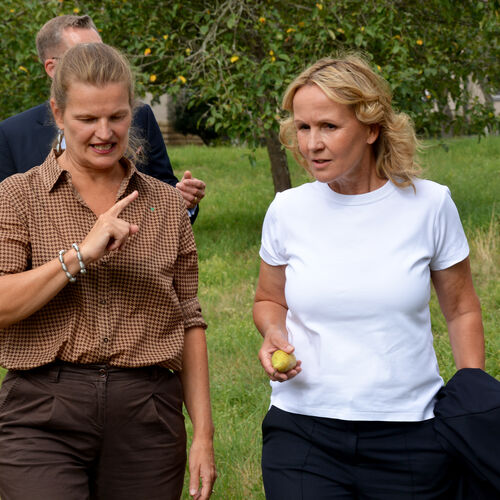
[
  {"xmin": 51, "ymin": 43, "xmax": 143, "ymax": 163},
  {"xmin": 280, "ymin": 54, "xmax": 420, "ymax": 188},
  {"xmin": 36, "ymin": 15, "xmax": 98, "ymax": 62}
]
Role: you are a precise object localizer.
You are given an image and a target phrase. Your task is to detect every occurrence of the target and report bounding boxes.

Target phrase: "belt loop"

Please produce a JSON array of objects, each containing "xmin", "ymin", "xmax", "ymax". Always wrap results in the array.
[
  {"xmin": 51, "ymin": 363, "xmax": 62, "ymax": 383},
  {"xmin": 150, "ymin": 365, "xmax": 160, "ymax": 381}
]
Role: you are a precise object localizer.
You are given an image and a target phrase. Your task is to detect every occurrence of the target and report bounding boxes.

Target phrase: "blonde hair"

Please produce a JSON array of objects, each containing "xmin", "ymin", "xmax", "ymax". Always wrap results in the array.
[
  {"xmin": 280, "ymin": 54, "xmax": 421, "ymax": 188},
  {"xmin": 51, "ymin": 43, "xmax": 143, "ymax": 163}
]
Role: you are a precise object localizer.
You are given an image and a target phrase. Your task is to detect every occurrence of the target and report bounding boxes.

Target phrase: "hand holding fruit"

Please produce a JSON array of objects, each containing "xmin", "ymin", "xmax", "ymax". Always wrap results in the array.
[{"xmin": 258, "ymin": 326, "xmax": 301, "ymax": 382}]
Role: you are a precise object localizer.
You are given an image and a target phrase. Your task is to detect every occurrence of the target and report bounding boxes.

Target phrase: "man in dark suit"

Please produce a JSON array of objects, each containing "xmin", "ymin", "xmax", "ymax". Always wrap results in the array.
[{"xmin": 0, "ymin": 15, "xmax": 205, "ymax": 223}]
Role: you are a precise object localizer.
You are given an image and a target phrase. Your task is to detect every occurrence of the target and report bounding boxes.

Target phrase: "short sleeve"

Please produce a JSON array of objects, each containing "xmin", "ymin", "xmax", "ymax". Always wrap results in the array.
[
  {"xmin": 430, "ymin": 187, "xmax": 469, "ymax": 271},
  {"xmin": 259, "ymin": 195, "xmax": 287, "ymax": 266},
  {"xmin": 0, "ymin": 181, "xmax": 31, "ymax": 275}
]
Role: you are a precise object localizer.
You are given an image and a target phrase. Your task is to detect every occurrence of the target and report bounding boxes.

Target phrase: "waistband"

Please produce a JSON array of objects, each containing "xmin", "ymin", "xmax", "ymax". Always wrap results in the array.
[{"xmin": 14, "ymin": 360, "xmax": 177, "ymax": 382}]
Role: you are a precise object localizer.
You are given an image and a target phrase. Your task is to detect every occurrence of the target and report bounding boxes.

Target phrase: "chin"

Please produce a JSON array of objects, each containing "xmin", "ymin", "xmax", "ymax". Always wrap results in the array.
[
  {"xmin": 89, "ymin": 159, "xmax": 120, "ymax": 170},
  {"xmin": 312, "ymin": 172, "xmax": 339, "ymax": 184},
  {"xmin": 91, "ymin": 152, "xmax": 121, "ymax": 163}
]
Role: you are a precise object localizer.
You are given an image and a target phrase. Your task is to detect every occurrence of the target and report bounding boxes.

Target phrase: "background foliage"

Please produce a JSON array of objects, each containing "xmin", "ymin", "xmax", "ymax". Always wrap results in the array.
[
  {"xmin": 1, "ymin": 1, "xmax": 499, "ymax": 190},
  {"xmin": 2, "ymin": 0, "xmax": 499, "ymax": 133}
]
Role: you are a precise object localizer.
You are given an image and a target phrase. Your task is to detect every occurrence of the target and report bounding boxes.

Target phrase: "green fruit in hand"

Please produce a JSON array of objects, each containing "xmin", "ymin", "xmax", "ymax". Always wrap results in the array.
[{"xmin": 271, "ymin": 350, "xmax": 297, "ymax": 373}]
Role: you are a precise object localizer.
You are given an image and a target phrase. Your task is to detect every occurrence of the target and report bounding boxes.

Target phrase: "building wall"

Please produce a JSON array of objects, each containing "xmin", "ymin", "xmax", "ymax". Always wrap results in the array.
[
  {"xmin": 144, "ymin": 93, "xmax": 203, "ymax": 146},
  {"xmin": 492, "ymin": 95, "xmax": 500, "ymax": 114}
]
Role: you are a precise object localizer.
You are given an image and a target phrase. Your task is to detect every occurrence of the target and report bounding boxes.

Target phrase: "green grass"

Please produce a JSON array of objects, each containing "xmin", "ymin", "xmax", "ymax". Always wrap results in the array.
[
  {"xmin": 416, "ymin": 137, "xmax": 499, "ymax": 381},
  {"xmin": 171, "ymin": 137, "xmax": 499, "ymax": 498},
  {"xmin": 0, "ymin": 137, "xmax": 498, "ymax": 498},
  {"xmin": 174, "ymin": 138, "xmax": 499, "ymax": 371},
  {"xmin": 419, "ymin": 137, "xmax": 499, "ymax": 231}
]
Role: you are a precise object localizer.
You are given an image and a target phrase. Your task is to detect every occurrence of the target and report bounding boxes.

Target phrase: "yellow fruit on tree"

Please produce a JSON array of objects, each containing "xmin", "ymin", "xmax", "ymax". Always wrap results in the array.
[{"xmin": 271, "ymin": 350, "xmax": 297, "ymax": 373}]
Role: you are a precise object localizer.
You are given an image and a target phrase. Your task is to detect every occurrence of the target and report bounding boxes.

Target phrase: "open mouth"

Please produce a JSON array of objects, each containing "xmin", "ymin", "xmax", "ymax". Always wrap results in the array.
[
  {"xmin": 91, "ymin": 143, "xmax": 115, "ymax": 153},
  {"xmin": 312, "ymin": 159, "xmax": 331, "ymax": 166}
]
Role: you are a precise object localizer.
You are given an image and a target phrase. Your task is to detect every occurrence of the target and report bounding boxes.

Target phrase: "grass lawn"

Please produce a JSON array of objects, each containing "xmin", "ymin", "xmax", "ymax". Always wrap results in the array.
[
  {"xmin": 0, "ymin": 136, "xmax": 498, "ymax": 499},
  {"xmin": 170, "ymin": 136, "xmax": 499, "ymax": 498}
]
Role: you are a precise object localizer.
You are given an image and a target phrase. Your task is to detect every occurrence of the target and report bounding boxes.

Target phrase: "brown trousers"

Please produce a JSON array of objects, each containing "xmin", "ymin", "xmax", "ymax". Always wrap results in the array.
[{"xmin": 0, "ymin": 362, "xmax": 186, "ymax": 500}]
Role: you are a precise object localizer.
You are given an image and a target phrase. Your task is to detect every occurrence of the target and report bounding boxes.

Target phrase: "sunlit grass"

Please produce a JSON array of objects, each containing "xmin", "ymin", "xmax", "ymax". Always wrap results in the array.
[
  {"xmin": 172, "ymin": 137, "xmax": 498, "ymax": 498},
  {"xmin": 0, "ymin": 137, "xmax": 498, "ymax": 499}
]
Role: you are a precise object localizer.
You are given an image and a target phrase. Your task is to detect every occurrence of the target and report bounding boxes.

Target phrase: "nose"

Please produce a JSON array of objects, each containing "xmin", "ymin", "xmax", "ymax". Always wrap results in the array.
[
  {"xmin": 95, "ymin": 119, "xmax": 112, "ymax": 140},
  {"xmin": 308, "ymin": 128, "xmax": 324, "ymax": 151}
]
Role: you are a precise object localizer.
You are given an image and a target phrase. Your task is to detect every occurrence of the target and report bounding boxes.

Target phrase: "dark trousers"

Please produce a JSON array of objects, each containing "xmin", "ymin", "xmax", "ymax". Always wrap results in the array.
[
  {"xmin": 0, "ymin": 362, "xmax": 186, "ymax": 500},
  {"xmin": 262, "ymin": 406, "xmax": 458, "ymax": 500}
]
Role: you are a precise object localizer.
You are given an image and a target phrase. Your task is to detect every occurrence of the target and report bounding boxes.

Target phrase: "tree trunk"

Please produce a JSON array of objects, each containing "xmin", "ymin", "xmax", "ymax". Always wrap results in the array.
[{"xmin": 265, "ymin": 129, "xmax": 292, "ymax": 193}]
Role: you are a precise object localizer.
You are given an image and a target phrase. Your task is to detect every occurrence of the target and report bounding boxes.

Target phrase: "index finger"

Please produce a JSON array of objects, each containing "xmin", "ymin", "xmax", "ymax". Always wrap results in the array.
[{"xmin": 106, "ymin": 190, "xmax": 139, "ymax": 217}]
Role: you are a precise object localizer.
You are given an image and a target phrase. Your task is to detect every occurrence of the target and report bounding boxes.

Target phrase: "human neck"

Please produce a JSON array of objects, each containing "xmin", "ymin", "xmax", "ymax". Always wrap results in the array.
[
  {"xmin": 59, "ymin": 152, "xmax": 124, "ymax": 183},
  {"xmin": 328, "ymin": 175, "xmax": 387, "ymax": 195},
  {"xmin": 58, "ymin": 153, "xmax": 126, "ymax": 215}
]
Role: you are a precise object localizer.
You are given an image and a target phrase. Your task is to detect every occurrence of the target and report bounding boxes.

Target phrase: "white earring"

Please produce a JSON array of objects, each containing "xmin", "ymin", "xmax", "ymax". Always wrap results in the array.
[{"xmin": 55, "ymin": 129, "xmax": 64, "ymax": 154}]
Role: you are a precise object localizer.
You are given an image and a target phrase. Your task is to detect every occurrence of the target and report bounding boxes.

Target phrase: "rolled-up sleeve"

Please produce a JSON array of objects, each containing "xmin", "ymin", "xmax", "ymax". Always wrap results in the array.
[
  {"xmin": 173, "ymin": 198, "xmax": 207, "ymax": 331},
  {"xmin": 0, "ymin": 180, "xmax": 31, "ymax": 276}
]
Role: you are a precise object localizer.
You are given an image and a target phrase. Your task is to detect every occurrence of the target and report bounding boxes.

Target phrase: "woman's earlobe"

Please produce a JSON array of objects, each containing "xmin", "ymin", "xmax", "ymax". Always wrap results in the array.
[{"xmin": 367, "ymin": 124, "xmax": 380, "ymax": 144}]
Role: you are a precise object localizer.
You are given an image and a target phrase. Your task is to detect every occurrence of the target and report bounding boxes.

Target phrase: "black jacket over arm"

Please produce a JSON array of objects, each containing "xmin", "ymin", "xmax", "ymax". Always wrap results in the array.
[{"xmin": 434, "ymin": 368, "xmax": 500, "ymax": 499}]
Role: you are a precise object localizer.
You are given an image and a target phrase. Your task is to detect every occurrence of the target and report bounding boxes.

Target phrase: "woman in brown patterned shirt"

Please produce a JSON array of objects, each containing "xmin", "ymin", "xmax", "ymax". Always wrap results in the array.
[{"xmin": 0, "ymin": 43, "xmax": 216, "ymax": 499}]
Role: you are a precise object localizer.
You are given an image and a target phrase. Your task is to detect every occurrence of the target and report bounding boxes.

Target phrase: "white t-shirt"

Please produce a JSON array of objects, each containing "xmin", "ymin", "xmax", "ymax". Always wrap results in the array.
[{"xmin": 260, "ymin": 179, "xmax": 469, "ymax": 421}]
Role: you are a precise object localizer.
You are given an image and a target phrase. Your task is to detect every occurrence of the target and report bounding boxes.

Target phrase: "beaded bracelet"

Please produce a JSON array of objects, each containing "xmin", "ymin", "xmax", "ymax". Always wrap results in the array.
[
  {"xmin": 72, "ymin": 243, "xmax": 87, "ymax": 275},
  {"xmin": 58, "ymin": 249, "xmax": 77, "ymax": 283}
]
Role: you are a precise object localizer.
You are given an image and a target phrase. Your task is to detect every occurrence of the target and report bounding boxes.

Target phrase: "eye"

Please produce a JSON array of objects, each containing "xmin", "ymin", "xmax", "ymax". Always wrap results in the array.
[
  {"xmin": 324, "ymin": 123, "xmax": 337, "ymax": 129},
  {"xmin": 297, "ymin": 123, "xmax": 310, "ymax": 130},
  {"xmin": 79, "ymin": 117, "xmax": 96, "ymax": 123},
  {"xmin": 111, "ymin": 114, "xmax": 126, "ymax": 121}
]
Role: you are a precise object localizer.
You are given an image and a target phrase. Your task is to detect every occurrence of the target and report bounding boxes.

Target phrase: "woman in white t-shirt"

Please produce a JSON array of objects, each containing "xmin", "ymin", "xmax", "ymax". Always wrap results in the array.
[{"xmin": 253, "ymin": 55, "xmax": 485, "ymax": 499}]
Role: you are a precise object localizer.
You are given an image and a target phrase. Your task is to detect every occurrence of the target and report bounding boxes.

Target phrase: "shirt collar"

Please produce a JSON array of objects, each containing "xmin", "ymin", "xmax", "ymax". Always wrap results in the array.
[{"xmin": 39, "ymin": 149, "xmax": 152, "ymax": 195}]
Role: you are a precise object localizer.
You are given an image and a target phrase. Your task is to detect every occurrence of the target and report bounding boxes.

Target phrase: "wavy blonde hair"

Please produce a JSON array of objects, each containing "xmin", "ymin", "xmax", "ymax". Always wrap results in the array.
[{"xmin": 280, "ymin": 54, "xmax": 421, "ymax": 188}]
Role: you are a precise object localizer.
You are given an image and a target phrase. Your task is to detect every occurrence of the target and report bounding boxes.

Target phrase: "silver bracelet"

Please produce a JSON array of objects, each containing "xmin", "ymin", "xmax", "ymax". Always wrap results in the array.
[
  {"xmin": 72, "ymin": 243, "xmax": 87, "ymax": 274},
  {"xmin": 58, "ymin": 249, "xmax": 77, "ymax": 283}
]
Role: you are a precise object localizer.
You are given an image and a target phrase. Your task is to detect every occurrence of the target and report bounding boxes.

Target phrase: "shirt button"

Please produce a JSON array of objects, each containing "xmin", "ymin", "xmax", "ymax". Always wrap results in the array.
[
  {"xmin": 99, "ymin": 368, "xmax": 106, "ymax": 377},
  {"xmin": 100, "ymin": 299, "xmax": 106, "ymax": 305},
  {"xmin": 103, "ymin": 337, "xmax": 109, "ymax": 343}
]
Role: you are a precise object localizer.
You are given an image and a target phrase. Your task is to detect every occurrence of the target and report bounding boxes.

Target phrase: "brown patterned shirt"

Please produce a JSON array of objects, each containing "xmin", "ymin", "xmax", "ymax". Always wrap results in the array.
[{"xmin": 0, "ymin": 151, "xmax": 206, "ymax": 371}]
